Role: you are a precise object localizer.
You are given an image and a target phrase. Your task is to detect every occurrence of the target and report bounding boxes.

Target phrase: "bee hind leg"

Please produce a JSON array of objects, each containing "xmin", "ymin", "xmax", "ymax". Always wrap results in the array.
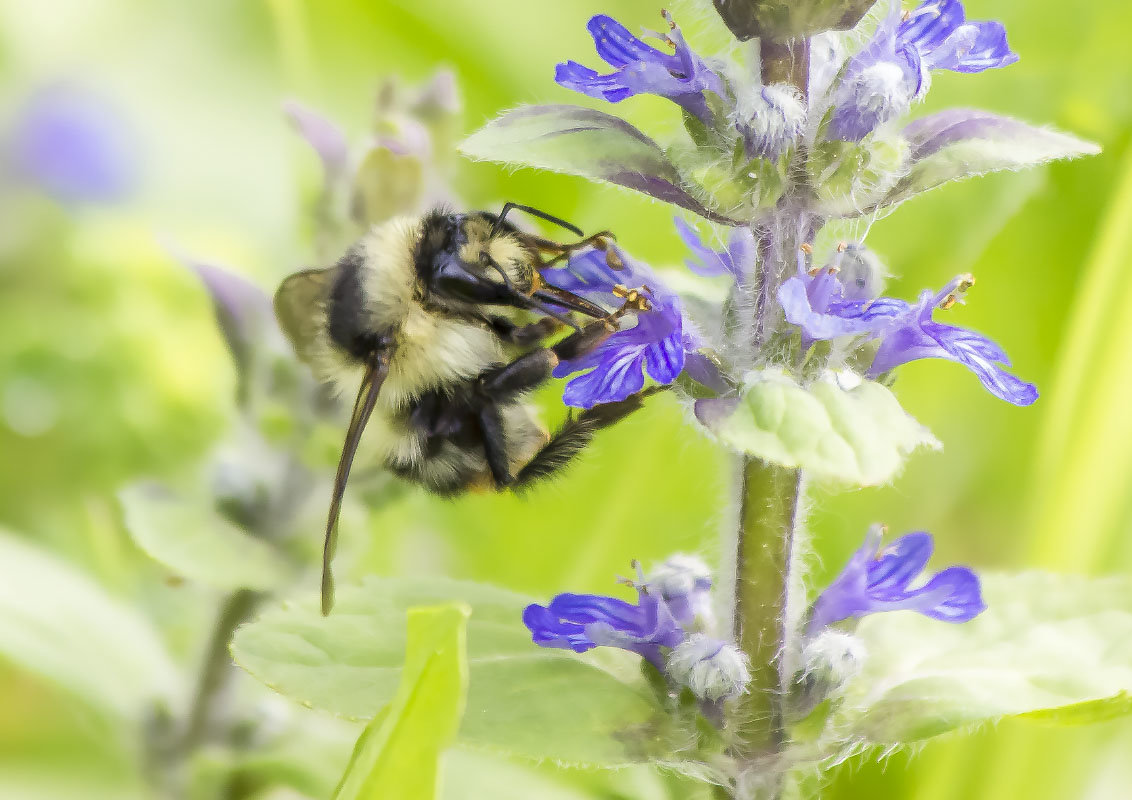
[{"xmin": 510, "ymin": 387, "xmax": 665, "ymax": 490}]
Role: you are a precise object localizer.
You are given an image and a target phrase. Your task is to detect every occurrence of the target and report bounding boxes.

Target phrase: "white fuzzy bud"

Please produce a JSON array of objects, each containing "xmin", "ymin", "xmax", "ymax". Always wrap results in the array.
[
  {"xmin": 801, "ymin": 629, "xmax": 866, "ymax": 696},
  {"xmin": 666, "ymin": 634, "xmax": 751, "ymax": 702},
  {"xmin": 734, "ymin": 83, "xmax": 807, "ymax": 160}
]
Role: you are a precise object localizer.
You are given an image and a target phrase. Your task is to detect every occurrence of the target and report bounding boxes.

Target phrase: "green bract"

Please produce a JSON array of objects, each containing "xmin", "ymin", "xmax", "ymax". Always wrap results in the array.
[{"xmin": 704, "ymin": 369, "xmax": 939, "ymax": 486}]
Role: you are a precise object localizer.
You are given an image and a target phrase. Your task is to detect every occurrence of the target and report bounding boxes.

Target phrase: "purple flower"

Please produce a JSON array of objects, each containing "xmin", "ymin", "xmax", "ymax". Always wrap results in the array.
[
  {"xmin": 640, "ymin": 554, "xmax": 714, "ymax": 629},
  {"xmin": 555, "ymin": 12, "xmax": 725, "ymax": 125},
  {"xmin": 546, "ymin": 245, "xmax": 697, "ymax": 408},
  {"xmin": 7, "ymin": 84, "xmax": 138, "ymax": 205},
  {"xmin": 283, "ymin": 99, "xmax": 350, "ymax": 185},
  {"xmin": 828, "ymin": 0, "xmax": 1017, "ymax": 141},
  {"xmin": 778, "ymin": 271, "xmax": 1038, "ymax": 406},
  {"xmin": 523, "ymin": 586, "xmax": 684, "ymax": 671},
  {"xmin": 675, "ymin": 217, "xmax": 756, "ymax": 282},
  {"xmin": 807, "ymin": 526, "xmax": 986, "ymax": 635}
]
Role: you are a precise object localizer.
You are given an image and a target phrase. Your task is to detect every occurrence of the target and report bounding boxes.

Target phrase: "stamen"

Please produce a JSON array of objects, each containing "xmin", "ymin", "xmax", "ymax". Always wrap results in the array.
[
  {"xmin": 612, "ymin": 284, "xmax": 653, "ymax": 312},
  {"xmin": 661, "ymin": 9, "xmax": 675, "ymax": 29},
  {"xmin": 940, "ymin": 294, "xmax": 958, "ymax": 310},
  {"xmin": 957, "ymin": 273, "xmax": 976, "ymax": 292},
  {"xmin": 836, "ymin": 241, "xmax": 848, "ymax": 253},
  {"xmin": 664, "ymin": 36, "xmax": 677, "ymax": 50},
  {"xmin": 606, "ymin": 248, "xmax": 624, "ymax": 269},
  {"xmin": 799, "ymin": 242, "xmax": 813, "ymax": 255},
  {"xmin": 827, "ymin": 266, "xmax": 840, "ymax": 275},
  {"xmin": 808, "ymin": 266, "xmax": 821, "ymax": 277}
]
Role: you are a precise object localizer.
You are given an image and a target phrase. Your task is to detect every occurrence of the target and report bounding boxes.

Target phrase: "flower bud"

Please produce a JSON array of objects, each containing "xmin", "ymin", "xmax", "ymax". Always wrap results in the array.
[
  {"xmin": 665, "ymin": 634, "xmax": 751, "ymax": 702},
  {"xmin": 800, "ymin": 629, "xmax": 866, "ymax": 696},
  {"xmin": 734, "ymin": 84, "xmax": 806, "ymax": 160}
]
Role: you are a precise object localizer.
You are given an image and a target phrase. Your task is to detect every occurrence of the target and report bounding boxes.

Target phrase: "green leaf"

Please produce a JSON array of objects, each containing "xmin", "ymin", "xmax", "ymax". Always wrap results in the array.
[
  {"xmin": 831, "ymin": 572, "xmax": 1132, "ymax": 744},
  {"xmin": 460, "ymin": 104, "xmax": 737, "ymax": 224},
  {"xmin": 0, "ymin": 531, "xmax": 181, "ymax": 718},
  {"xmin": 332, "ymin": 603, "xmax": 469, "ymax": 800},
  {"xmin": 704, "ymin": 369, "xmax": 938, "ymax": 486},
  {"xmin": 231, "ymin": 577, "xmax": 676, "ymax": 767},
  {"xmin": 883, "ymin": 110, "xmax": 1100, "ymax": 207},
  {"xmin": 119, "ymin": 484, "xmax": 292, "ymax": 592}
]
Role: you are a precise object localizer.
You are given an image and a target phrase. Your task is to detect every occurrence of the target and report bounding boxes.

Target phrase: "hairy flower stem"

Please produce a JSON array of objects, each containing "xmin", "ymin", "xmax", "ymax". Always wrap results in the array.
[
  {"xmin": 760, "ymin": 39, "xmax": 810, "ymax": 95},
  {"xmin": 731, "ymin": 460, "xmax": 802, "ymax": 756}
]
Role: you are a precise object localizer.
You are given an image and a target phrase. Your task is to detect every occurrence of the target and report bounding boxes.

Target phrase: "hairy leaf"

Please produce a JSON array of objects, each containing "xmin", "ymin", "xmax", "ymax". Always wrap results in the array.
[
  {"xmin": 883, "ymin": 110, "xmax": 1100, "ymax": 206},
  {"xmin": 332, "ymin": 604, "xmax": 469, "ymax": 800},
  {"xmin": 703, "ymin": 370, "xmax": 938, "ymax": 486},
  {"xmin": 0, "ymin": 531, "xmax": 180, "ymax": 718},
  {"xmin": 460, "ymin": 104, "xmax": 737, "ymax": 224},
  {"xmin": 119, "ymin": 484, "xmax": 292, "ymax": 592},
  {"xmin": 833, "ymin": 572, "xmax": 1132, "ymax": 743},
  {"xmin": 232, "ymin": 577, "xmax": 675, "ymax": 767}
]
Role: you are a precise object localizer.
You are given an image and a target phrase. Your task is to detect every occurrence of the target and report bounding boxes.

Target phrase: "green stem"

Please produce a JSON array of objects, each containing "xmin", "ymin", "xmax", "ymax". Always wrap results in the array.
[
  {"xmin": 760, "ymin": 39, "xmax": 810, "ymax": 96},
  {"xmin": 721, "ymin": 458, "xmax": 806, "ymax": 800},
  {"xmin": 182, "ymin": 589, "xmax": 263, "ymax": 752}
]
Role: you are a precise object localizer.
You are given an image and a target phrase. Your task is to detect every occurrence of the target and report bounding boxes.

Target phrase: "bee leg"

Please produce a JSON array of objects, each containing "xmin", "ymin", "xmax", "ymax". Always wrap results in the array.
[
  {"xmin": 476, "ymin": 318, "xmax": 616, "ymax": 404},
  {"xmin": 511, "ymin": 387, "xmax": 665, "ymax": 490},
  {"xmin": 477, "ymin": 403, "xmax": 515, "ymax": 488},
  {"xmin": 487, "ymin": 315, "xmax": 563, "ymax": 347}
]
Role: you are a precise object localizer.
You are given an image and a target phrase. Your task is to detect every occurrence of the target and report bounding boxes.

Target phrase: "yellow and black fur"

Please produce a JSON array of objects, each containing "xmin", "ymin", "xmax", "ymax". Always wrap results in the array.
[{"xmin": 275, "ymin": 206, "xmax": 651, "ymax": 612}]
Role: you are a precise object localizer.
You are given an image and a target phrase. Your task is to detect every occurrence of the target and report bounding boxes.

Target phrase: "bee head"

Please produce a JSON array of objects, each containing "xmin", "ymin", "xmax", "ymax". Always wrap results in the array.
[{"xmin": 415, "ymin": 208, "xmax": 608, "ymax": 324}]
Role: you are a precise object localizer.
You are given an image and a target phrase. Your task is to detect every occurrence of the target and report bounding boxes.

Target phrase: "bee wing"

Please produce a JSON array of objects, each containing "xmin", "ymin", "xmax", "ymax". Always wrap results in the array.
[{"xmin": 274, "ymin": 268, "xmax": 334, "ymax": 365}]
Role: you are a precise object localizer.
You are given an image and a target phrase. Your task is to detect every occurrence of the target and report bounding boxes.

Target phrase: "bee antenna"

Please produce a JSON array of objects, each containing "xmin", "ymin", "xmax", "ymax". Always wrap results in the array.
[{"xmin": 492, "ymin": 202, "xmax": 584, "ymax": 238}]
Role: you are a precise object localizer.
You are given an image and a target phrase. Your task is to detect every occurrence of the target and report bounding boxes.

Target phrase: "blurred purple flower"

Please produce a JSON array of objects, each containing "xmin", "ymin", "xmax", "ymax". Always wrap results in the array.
[
  {"xmin": 807, "ymin": 526, "xmax": 986, "ymax": 635},
  {"xmin": 828, "ymin": 0, "xmax": 1017, "ymax": 141},
  {"xmin": 555, "ymin": 12, "xmax": 725, "ymax": 125},
  {"xmin": 283, "ymin": 99, "xmax": 350, "ymax": 184},
  {"xmin": 675, "ymin": 217, "xmax": 755, "ymax": 281},
  {"xmin": 778, "ymin": 270, "xmax": 1037, "ymax": 406},
  {"xmin": 8, "ymin": 84, "xmax": 138, "ymax": 205},
  {"xmin": 546, "ymin": 244, "xmax": 698, "ymax": 408}
]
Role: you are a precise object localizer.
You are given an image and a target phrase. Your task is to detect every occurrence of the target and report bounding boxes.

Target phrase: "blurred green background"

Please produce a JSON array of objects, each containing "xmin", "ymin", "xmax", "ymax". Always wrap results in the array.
[{"xmin": 2, "ymin": 0, "xmax": 1131, "ymax": 797}]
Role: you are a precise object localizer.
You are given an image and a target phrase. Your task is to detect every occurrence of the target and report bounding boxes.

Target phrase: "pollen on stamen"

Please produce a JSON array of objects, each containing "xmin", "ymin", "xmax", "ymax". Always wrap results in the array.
[
  {"xmin": 836, "ymin": 241, "xmax": 848, "ymax": 253},
  {"xmin": 800, "ymin": 243, "xmax": 814, "ymax": 255},
  {"xmin": 940, "ymin": 294, "xmax": 958, "ymax": 309}
]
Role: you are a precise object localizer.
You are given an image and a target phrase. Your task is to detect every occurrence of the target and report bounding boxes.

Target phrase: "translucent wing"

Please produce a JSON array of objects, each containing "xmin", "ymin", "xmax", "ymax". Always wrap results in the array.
[{"xmin": 273, "ymin": 268, "xmax": 334, "ymax": 365}]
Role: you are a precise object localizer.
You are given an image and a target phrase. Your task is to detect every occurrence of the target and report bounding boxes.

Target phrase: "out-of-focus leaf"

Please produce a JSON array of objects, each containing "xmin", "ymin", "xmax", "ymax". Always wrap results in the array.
[
  {"xmin": 231, "ymin": 577, "xmax": 676, "ymax": 767},
  {"xmin": 1028, "ymin": 143, "xmax": 1132, "ymax": 571},
  {"xmin": 882, "ymin": 110, "xmax": 1099, "ymax": 207},
  {"xmin": 119, "ymin": 484, "xmax": 292, "ymax": 592},
  {"xmin": 703, "ymin": 369, "xmax": 938, "ymax": 486},
  {"xmin": 460, "ymin": 105, "xmax": 737, "ymax": 224},
  {"xmin": 0, "ymin": 531, "xmax": 180, "ymax": 719},
  {"xmin": 829, "ymin": 573, "xmax": 1132, "ymax": 744},
  {"xmin": 332, "ymin": 604, "xmax": 469, "ymax": 800}
]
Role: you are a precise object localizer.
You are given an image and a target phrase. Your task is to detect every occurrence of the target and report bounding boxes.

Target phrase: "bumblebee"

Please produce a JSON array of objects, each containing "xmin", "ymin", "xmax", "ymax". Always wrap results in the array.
[{"xmin": 275, "ymin": 204, "xmax": 652, "ymax": 612}]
